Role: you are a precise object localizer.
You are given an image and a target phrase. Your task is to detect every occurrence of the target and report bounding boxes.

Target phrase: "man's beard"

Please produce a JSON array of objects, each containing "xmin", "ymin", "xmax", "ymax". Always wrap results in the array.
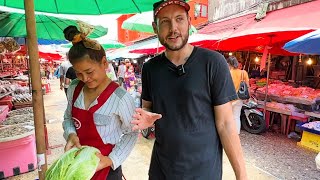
[{"xmin": 159, "ymin": 31, "xmax": 189, "ymax": 51}]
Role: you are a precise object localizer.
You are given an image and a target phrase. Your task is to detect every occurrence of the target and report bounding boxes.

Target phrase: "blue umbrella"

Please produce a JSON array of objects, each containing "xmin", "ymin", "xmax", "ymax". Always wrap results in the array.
[
  {"xmin": 14, "ymin": 38, "xmax": 68, "ymax": 45},
  {"xmin": 283, "ymin": 29, "xmax": 320, "ymax": 55}
]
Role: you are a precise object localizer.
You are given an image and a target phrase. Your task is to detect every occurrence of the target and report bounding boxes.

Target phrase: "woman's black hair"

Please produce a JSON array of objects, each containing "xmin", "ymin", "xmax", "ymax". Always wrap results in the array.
[
  {"xmin": 226, "ymin": 56, "xmax": 239, "ymax": 69},
  {"xmin": 63, "ymin": 26, "xmax": 105, "ymax": 64}
]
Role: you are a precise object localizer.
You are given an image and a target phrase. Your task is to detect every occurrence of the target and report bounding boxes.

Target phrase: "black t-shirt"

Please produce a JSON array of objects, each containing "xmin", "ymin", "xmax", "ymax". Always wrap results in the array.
[
  {"xmin": 66, "ymin": 66, "xmax": 77, "ymax": 80},
  {"xmin": 141, "ymin": 47, "xmax": 237, "ymax": 179}
]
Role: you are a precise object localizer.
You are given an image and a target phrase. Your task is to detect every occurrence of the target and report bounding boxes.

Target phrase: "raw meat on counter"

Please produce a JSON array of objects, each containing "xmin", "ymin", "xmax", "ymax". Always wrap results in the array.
[
  {"xmin": 266, "ymin": 102, "xmax": 297, "ymax": 112},
  {"xmin": 257, "ymin": 83, "xmax": 320, "ymax": 102}
]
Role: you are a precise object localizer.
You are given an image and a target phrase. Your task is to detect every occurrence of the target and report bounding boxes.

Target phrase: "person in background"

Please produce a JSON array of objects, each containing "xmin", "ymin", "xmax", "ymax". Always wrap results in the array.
[
  {"xmin": 54, "ymin": 64, "xmax": 61, "ymax": 79},
  {"xmin": 66, "ymin": 66, "xmax": 77, "ymax": 80},
  {"xmin": 62, "ymin": 25, "xmax": 138, "ymax": 180},
  {"xmin": 106, "ymin": 63, "xmax": 117, "ymax": 82},
  {"xmin": 60, "ymin": 59, "xmax": 72, "ymax": 95},
  {"xmin": 124, "ymin": 66, "xmax": 136, "ymax": 92},
  {"xmin": 238, "ymin": 61, "xmax": 243, "ymax": 70},
  {"xmin": 130, "ymin": 0, "xmax": 248, "ymax": 179},
  {"xmin": 117, "ymin": 61, "xmax": 126, "ymax": 87},
  {"xmin": 227, "ymin": 56, "xmax": 250, "ymax": 134},
  {"xmin": 45, "ymin": 65, "xmax": 51, "ymax": 79}
]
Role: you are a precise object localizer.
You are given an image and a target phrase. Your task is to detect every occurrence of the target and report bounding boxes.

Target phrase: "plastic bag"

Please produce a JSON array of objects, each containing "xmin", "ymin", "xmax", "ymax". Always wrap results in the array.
[{"xmin": 3, "ymin": 38, "xmax": 20, "ymax": 53}]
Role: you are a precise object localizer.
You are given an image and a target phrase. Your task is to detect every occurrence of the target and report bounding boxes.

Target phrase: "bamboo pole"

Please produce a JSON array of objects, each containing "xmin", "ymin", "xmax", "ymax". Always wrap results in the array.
[{"xmin": 24, "ymin": 0, "xmax": 47, "ymax": 179}]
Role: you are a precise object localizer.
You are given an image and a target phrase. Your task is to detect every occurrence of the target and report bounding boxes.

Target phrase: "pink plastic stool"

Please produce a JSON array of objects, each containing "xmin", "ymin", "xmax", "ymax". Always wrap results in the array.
[{"xmin": 286, "ymin": 115, "xmax": 309, "ymax": 135}]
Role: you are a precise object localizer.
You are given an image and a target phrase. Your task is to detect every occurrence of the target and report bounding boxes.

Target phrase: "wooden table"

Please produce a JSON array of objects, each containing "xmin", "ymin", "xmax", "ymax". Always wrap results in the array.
[
  {"xmin": 305, "ymin": 111, "xmax": 320, "ymax": 119},
  {"xmin": 260, "ymin": 106, "xmax": 291, "ymax": 134}
]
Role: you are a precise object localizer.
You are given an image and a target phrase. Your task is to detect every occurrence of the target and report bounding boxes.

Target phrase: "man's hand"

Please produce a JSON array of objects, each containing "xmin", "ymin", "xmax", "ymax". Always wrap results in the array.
[
  {"xmin": 131, "ymin": 108, "xmax": 162, "ymax": 131},
  {"xmin": 95, "ymin": 153, "xmax": 113, "ymax": 172},
  {"xmin": 60, "ymin": 84, "xmax": 64, "ymax": 90},
  {"xmin": 64, "ymin": 133, "xmax": 81, "ymax": 152}
]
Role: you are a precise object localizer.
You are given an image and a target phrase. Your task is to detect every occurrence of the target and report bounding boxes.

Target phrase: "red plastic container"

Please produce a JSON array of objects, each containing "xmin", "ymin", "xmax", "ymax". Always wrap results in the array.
[
  {"xmin": 42, "ymin": 83, "xmax": 51, "ymax": 94},
  {"xmin": 0, "ymin": 96, "xmax": 13, "ymax": 110},
  {"xmin": 0, "ymin": 133, "xmax": 37, "ymax": 179},
  {"xmin": 0, "ymin": 105, "xmax": 9, "ymax": 123}
]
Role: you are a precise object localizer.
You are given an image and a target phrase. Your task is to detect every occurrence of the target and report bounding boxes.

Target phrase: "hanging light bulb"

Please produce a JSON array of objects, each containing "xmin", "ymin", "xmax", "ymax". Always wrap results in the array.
[
  {"xmin": 255, "ymin": 57, "xmax": 260, "ymax": 63},
  {"xmin": 307, "ymin": 58, "xmax": 313, "ymax": 65},
  {"xmin": 299, "ymin": 54, "xmax": 302, "ymax": 63},
  {"xmin": 228, "ymin": 52, "xmax": 233, "ymax": 56}
]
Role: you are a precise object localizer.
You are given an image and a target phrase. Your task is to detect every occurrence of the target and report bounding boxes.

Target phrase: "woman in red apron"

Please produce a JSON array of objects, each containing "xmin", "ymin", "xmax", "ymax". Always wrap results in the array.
[{"xmin": 62, "ymin": 26, "xmax": 138, "ymax": 180}]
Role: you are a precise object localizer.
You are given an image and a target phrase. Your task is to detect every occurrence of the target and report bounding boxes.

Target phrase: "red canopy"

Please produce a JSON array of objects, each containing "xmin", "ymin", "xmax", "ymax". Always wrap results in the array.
[
  {"xmin": 16, "ymin": 45, "xmax": 62, "ymax": 61},
  {"xmin": 199, "ymin": 14, "xmax": 255, "ymax": 39},
  {"xmin": 199, "ymin": 0, "xmax": 320, "ymax": 55}
]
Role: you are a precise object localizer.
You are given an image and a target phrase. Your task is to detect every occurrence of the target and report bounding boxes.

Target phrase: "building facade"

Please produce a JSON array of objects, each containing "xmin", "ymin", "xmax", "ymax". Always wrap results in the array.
[
  {"xmin": 208, "ymin": 0, "xmax": 314, "ymax": 22},
  {"xmin": 117, "ymin": 0, "xmax": 209, "ymax": 44}
]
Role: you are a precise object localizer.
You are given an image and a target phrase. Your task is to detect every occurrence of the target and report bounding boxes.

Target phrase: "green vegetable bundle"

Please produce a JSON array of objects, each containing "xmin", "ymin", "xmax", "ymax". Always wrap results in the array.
[{"xmin": 46, "ymin": 146, "xmax": 100, "ymax": 180}]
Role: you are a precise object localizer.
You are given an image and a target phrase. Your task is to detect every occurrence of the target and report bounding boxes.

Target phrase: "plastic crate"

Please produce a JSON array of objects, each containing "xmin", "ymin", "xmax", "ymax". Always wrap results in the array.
[
  {"xmin": 0, "ymin": 105, "xmax": 9, "ymax": 123},
  {"xmin": 297, "ymin": 123, "xmax": 320, "ymax": 152},
  {"xmin": 0, "ymin": 133, "xmax": 37, "ymax": 179}
]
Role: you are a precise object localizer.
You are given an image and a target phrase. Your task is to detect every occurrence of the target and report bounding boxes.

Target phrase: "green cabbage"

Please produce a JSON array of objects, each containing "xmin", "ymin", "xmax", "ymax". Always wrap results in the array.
[{"xmin": 45, "ymin": 146, "xmax": 100, "ymax": 180}]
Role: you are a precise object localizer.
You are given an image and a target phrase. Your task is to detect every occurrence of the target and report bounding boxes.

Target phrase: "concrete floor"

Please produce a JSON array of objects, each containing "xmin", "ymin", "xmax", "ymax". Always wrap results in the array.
[{"xmin": 8, "ymin": 79, "xmax": 277, "ymax": 180}]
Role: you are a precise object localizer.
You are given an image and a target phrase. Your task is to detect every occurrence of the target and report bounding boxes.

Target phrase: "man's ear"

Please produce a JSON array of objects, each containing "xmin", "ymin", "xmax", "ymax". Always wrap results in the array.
[{"xmin": 152, "ymin": 22, "xmax": 158, "ymax": 34}]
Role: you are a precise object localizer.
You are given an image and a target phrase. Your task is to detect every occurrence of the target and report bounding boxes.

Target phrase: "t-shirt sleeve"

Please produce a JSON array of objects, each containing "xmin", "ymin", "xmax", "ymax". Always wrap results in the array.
[
  {"xmin": 65, "ymin": 67, "xmax": 72, "ymax": 79},
  {"xmin": 141, "ymin": 63, "xmax": 151, "ymax": 101},
  {"xmin": 59, "ymin": 64, "xmax": 65, "ymax": 77},
  {"xmin": 210, "ymin": 53, "xmax": 238, "ymax": 106}
]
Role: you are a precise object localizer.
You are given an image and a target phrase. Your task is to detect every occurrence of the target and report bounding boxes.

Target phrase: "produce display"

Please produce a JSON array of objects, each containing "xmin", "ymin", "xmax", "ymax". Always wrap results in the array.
[
  {"xmin": 8, "ymin": 107, "xmax": 33, "ymax": 117},
  {"xmin": 46, "ymin": 146, "xmax": 100, "ymax": 180},
  {"xmin": 14, "ymin": 75, "xmax": 29, "ymax": 81},
  {"xmin": 2, "ymin": 38, "xmax": 20, "ymax": 53},
  {"xmin": 0, "ymin": 81, "xmax": 15, "ymax": 94},
  {"xmin": 0, "ymin": 125, "xmax": 33, "ymax": 139},
  {"xmin": 12, "ymin": 93, "xmax": 32, "ymax": 103},
  {"xmin": 1, "ymin": 114, "xmax": 33, "ymax": 125},
  {"xmin": 253, "ymin": 80, "xmax": 320, "ymax": 104}
]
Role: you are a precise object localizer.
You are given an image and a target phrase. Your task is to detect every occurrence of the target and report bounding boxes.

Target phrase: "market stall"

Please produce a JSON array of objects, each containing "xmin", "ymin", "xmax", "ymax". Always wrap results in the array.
[{"xmin": 0, "ymin": 107, "xmax": 36, "ymax": 179}]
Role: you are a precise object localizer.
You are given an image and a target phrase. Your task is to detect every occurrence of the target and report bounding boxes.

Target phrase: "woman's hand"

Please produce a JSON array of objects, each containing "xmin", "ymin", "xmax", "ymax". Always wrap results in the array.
[
  {"xmin": 131, "ymin": 108, "xmax": 162, "ymax": 131},
  {"xmin": 64, "ymin": 133, "xmax": 81, "ymax": 152},
  {"xmin": 95, "ymin": 153, "xmax": 113, "ymax": 172}
]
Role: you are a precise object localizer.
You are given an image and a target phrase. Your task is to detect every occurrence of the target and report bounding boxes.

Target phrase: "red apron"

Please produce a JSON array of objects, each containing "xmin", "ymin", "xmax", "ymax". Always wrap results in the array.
[{"xmin": 71, "ymin": 81, "xmax": 119, "ymax": 180}]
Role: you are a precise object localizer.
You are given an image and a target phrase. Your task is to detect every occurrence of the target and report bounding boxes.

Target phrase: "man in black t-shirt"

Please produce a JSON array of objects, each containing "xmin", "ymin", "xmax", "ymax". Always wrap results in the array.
[
  {"xmin": 131, "ymin": 1, "xmax": 248, "ymax": 179},
  {"xmin": 65, "ymin": 66, "xmax": 77, "ymax": 80}
]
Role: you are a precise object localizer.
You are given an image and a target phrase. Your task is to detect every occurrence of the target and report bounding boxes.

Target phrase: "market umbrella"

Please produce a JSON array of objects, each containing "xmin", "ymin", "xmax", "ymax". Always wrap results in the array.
[
  {"xmin": 129, "ymin": 33, "xmax": 218, "ymax": 54},
  {"xmin": 0, "ymin": 11, "xmax": 108, "ymax": 40},
  {"xmin": 199, "ymin": 0, "xmax": 320, "ymax": 53},
  {"xmin": 122, "ymin": 11, "xmax": 197, "ymax": 34},
  {"xmin": 283, "ymin": 29, "xmax": 320, "ymax": 55},
  {"xmin": 15, "ymin": 37, "xmax": 68, "ymax": 45},
  {"xmin": 0, "ymin": 0, "xmax": 160, "ymax": 15},
  {"xmin": 62, "ymin": 40, "xmax": 125, "ymax": 50},
  {"xmin": 17, "ymin": 45, "xmax": 62, "ymax": 60}
]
